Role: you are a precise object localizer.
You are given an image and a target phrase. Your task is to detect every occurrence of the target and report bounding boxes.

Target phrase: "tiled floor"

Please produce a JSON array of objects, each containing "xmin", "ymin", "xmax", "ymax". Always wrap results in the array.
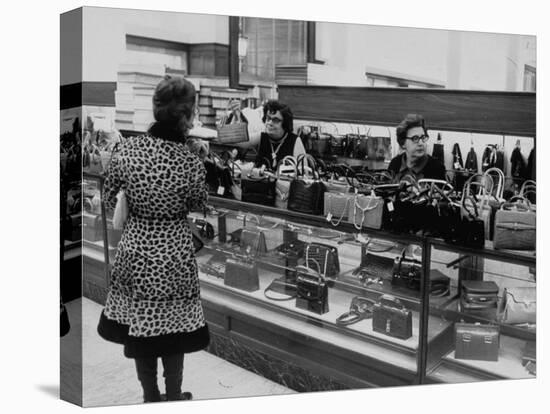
[{"xmin": 61, "ymin": 297, "xmax": 294, "ymax": 408}]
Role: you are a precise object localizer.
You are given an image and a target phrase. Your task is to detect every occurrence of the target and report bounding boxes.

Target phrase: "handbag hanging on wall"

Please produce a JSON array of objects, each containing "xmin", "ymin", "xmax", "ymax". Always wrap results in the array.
[{"xmin": 366, "ymin": 126, "xmax": 392, "ymax": 161}]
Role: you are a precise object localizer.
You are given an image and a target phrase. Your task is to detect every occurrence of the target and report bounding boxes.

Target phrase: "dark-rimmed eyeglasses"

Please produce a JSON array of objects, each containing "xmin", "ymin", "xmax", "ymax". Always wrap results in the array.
[
  {"xmin": 266, "ymin": 115, "xmax": 283, "ymax": 124},
  {"xmin": 406, "ymin": 134, "xmax": 429, "ymax": 143}
]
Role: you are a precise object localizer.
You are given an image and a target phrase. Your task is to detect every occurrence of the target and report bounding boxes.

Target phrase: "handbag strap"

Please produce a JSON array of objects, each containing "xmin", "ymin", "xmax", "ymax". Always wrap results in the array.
[
  {"xmin": 484, "ymin": 167, "xmax": 505, "ymax": 200},
  {"xmin": 352, "ymin": 192, "xmax": 380, "ymax": 230},
  {"xmin": 305, "ymin": 245, "xmax": 329, "ymax": 277},
  {"xmin": 276, "ymin": 155, "xmax": 298, "ymax": 179},
  {"xmin": 327, "ymin": 193, "xmax": 351, "ymax": 226},
  {"xmin": 366, "ymin": 126, "xmax": 392, "ymax": 139},
  {"xmin": 502, "ymin": 196, "xmax": 532, "ymax": 211},
  {"xmin": 263, "ymin": 279, "xmax": 297, "ymax": 301},
  {"xmin": 296, "ymin": 153, "xmax": 319, "ymax": 179}
]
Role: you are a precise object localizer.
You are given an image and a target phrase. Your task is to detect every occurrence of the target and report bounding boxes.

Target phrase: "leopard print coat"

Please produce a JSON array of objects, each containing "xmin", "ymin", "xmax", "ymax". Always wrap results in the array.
[{"xmin": 98, "ymin": 133, "xmax": 209, "ymax": 356}]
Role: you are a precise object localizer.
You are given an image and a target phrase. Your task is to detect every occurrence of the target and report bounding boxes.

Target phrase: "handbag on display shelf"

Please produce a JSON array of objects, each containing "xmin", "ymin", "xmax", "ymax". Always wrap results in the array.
[
  {"xmin": 497, "ymin": 286, "xmax": 536, "ymax": 325},
  {"xmin": 274, "ymin": 155, "xmax": 298, "ymax": 209},
  {"xmin": 215, "ymin": 107, "xmax": 249, "ymax": 144},
  {"xmin": 239, "ymin": 228, "xmax": 268, "ymax": 257},
  {"xmin": 519, "ymin": 179, "xmax": 536, "ymax": 207},
  {"xmin": 336, "ymin": 296, "xmax": 376, "ymax": 326},
  {"xmin": 323, "ymin": 192, "xmax": 355, "ymax": 226},
  {"xmin": 462, "ymin": 174, "xmax": 493, "ymax": 240},
  {"xmin": 460, "ymin": 280, "xmax": 499, "ymax": 319},
  {"xmin": 348, "ymin": 191, "xmax": 384, "ymax": 230},
  {"xmin": 366, "ymin": 126, "xmax": 392, "ymax": 161},
  {"xmin": 204, "ymin": 152, "xmax": 236, "ymax": 198},
  {"xmin": 493, "ymin": 196, "xmax": 536, "ymax": 250},
  {"xmin": 224, "ymin": 257, "xmax": 259, "ymax": 292},
  {"xmin": 372, "ymin": 294, "xmax": 413, "ymax": 340},
  {"xmin": 305, "ymin": 242, "xmax": 340, "ymax": 279},
  {"xmin": 323, "ymin": 164, "xmax": 353, "ymax": 194},
  {"xmin": 287, "ymin": 154, "xmax": 326, "ymax": 215},
  {"xmin": 391, "ymin": 245, "xmax": 422, "ymax": 290},
  {"xmin": 454, "ymin": 322, "xmax": 500, "ymax": 362},
  {"xmin": 241, "ymin": 174, "xmax": 277, "ymax": 206},
  {"xmin": 295, "ymin": 260, "xmax": 329, "ymax": 315}
]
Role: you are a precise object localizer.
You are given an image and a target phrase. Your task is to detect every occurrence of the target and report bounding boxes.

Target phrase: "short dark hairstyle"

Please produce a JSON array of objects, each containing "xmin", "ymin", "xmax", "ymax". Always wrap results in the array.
[
  {"xmin": 152, "ymin": 75, "xmax": 196, "ymax": 129},
  {"xmin": 262, "ymin": 100, "xmax": 294, "ymax": 134},
  {"xmin": 396, "ymin": 114, "xmax": 428, "ymax": 147}
]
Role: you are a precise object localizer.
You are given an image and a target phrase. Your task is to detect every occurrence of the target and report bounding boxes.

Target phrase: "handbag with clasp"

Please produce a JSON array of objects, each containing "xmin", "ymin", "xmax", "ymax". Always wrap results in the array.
[
  {"xmin": 224, "ymin": 257, "xmax": 259, "ymax": 292},
  {"xmin": 455, "ymin": 322, "xmax": 500, "ymax": 361},
  {"xmin": 295, "ymin": 262, "xmax": 329, "ymax": 315},
  {"xmin": 372, "ymin": 294, "xmax": 413, "ymax": 340}
]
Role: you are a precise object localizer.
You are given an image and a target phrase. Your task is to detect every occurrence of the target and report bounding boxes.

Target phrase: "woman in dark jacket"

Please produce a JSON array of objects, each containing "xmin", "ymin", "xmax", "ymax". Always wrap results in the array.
[
  {"xmin": 97, "ymin": 76, "xmax": 209, "ymax": 403},
  {"xmin": 254, "ymin": 100, "xmax": 306, "ymax": 169},
  {"xmin": 388, "ymin": 114, "xmax": 446, "ymax": 181}
]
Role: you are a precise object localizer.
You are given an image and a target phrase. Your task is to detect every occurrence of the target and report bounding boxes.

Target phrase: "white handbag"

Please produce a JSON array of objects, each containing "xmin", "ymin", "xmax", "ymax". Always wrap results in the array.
[{"xmin": 112, "ymin": 190, "xmax": 129, "ymax": 230}]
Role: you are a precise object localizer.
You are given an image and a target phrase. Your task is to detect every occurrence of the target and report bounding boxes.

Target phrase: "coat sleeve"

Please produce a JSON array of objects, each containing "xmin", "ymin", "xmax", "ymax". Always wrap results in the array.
[{"xmin": 186, "ymin": 156, "xmax": 208, "ymax": 212}]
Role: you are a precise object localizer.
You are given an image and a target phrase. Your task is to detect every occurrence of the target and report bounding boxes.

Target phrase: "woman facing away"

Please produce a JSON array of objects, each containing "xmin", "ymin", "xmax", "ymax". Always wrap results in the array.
[{"xmin": 97, "ymin": 75, "xmax": 210, "ymax": 403}]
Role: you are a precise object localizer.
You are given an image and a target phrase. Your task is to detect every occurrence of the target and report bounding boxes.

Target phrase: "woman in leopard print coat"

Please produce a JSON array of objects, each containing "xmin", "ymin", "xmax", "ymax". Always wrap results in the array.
[{"xmin": 97, "ymin": 76, "xmax": 209, "ymax": 403}]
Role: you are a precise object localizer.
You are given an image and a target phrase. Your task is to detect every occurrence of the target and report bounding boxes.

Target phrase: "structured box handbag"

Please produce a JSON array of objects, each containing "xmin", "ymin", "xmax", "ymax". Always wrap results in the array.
[
  {"xmin": 372, "ymin": 294, "xmax": 413, "ymax": 340},
  {"xmin": 348, "ymin": 192, "xmax": 384, "ymax": 230},
  {"xmin": 493, "ymin": 197, "xmax": 536, "ymax": 250},
  {"xmin": 305, "ymin": 243, "xmax": 340, "ymax": 279},
  {"xmin": 460, "ymin": 280, "xmax": 499, "ymax": 311},
  {"xmin": 224, "ymin": 257, "xmax": 259, "ymax": 292},
  {"xmin": 455, "ymin": 322, "xmax": 500, "ymax": 361},
  {"xmin": 241, "ymin": 175, "xmax": 277, "ymax": 206},
  {"xmin": 288, "ymin": 154, "xmax": 326, "ymax": 215},
  {"xmin": 497, "ymin": 287, "xmax": 536, "ymax": 324},
  {"xmin": 323, "ymin": 192, "xmax": 354, "ymax": 226},
  {"xmin": 82, "ymin": 213, "xmax": 103, "ymax": 242},
  {"xmin": 295, "ymin": 263, "xmax": 329, "ymax": 315}
]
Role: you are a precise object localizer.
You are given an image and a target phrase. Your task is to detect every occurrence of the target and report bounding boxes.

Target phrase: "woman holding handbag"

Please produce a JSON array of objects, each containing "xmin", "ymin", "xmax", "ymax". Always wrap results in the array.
[
  {"xmin": 97, "ymin": 75, "xmax": 210, "ymax": 403},
  {"xmin": 254, "ymin": 100, "xmax": 306, "ymax": 169}
]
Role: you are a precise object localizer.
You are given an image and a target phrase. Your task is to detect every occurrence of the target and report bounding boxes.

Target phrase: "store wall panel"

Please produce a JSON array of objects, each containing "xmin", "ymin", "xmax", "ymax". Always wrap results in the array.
[{"xmin": 279, "ymin": 85, "xmax": 536, "ymax": 137}]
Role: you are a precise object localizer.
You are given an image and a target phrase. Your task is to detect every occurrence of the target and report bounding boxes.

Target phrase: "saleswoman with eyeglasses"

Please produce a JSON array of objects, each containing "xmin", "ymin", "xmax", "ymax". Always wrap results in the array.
[
  {"xmin": 254, "ymin": 100, "xmax": 306, "ymax": 169},
  {"xmin": 387, "ymin": 113, "xmax": 446, "ymax": 181}
]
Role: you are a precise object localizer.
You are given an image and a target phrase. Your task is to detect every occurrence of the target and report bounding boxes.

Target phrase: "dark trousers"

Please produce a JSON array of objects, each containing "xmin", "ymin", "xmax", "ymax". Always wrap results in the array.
[{"xmin": 134, "ymin": 354, "xmax": 184, "ymax": 402}]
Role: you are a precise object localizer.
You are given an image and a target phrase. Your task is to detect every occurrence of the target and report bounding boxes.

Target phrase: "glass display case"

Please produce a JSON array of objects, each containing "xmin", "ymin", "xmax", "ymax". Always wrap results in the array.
[{"xmin": 424, "ymin": 240, "xmax": 536, "ymax": 383}]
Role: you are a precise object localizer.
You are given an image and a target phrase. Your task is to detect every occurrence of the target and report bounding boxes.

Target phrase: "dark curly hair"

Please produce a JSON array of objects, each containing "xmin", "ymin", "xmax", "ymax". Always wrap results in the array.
[
  {"xmin": 148, "ymin": 75, "xmax": 196, "ymax": 142},
  {"xmin": 262, "ymin": 100, "xmax": 294, "ymax": 134},
  {"xmin": 396, "ymin": 113, "xmax": 428, "ymax": 147}
]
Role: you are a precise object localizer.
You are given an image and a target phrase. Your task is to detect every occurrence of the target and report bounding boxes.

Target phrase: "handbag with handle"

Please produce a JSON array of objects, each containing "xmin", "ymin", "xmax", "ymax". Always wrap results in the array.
[
  {"xmin": 455, "ymin": 322, "xmax": 500, "ymax": 361},
  {"xmin": 372, "ymin": 294, "xmax": 413, "ymax": 340},
  {"xmin": 215, "ymin": 105, "xmax": 249, "ymax": 144},
  {"xmin": 366, "ymin": 126, "xmax": 392, "ymax": 161},
  {"xmin": 348, "ymin": 191, "xmax": 384, "ymax": 230},
  {"xmin": 497, "ymin": 286, "xmax": 536, "ymax": 324},
  {"xmin": 305, "ymin": 242, "xmax": 340, "ymax": 279},
  {"xmin": 287, "ymin": 154, "xmax": 326, "ymax": 215},
  {"xmin": 462, "ymin": 174, "xmax": 492, "ymax": 240},
  {"xmin": 295, "ymin": 260, "xmax": 329, "ymax": 315},
  {"xmin": 275, "ymin": 155, "xmax": 298, "ymax": 209},
  {"xmin": 493, "ymin": 196, "xmax": 536, "ymax": 250},
  {"xmin": 241, "ymin": 174, "xmax": 277, "ymax": 206}
]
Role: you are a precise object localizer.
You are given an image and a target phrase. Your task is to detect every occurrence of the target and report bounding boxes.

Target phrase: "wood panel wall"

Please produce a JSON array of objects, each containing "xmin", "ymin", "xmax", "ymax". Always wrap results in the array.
[{"xmin": 278, "ymin": 85, "xmax": 536, "ymax": 137}]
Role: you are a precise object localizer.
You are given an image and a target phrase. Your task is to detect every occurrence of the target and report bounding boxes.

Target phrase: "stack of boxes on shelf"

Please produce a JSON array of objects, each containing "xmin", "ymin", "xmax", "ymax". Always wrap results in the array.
[
  {"xmin": 114, "ymin": 63, "xmax": 164, "ymax": 132},
  {"xmin": 114, "ymin": 63, "xmax": 251, "ymax": 133}
]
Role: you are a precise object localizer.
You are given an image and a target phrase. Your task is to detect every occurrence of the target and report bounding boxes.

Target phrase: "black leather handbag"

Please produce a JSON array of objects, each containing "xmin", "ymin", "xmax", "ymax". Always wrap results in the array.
[
  {"xmin": 295, "ymin": 263, "xmax": 329, "ymax": 315},
  {"xmin": 372, "ymin": 294, "xmax": 413, "ymax": 340},
  {"xmin": 391, "ymin": 245, "xmax": 422, "ymax": 290},
  {"xmin": 241, "ymin": 175, "xmax": 277, "ymax": 206},
  {"xmin": 224, "ymin": 257, "xmax": 259, "ymax": 292},
  {"xmin": 287, "ymin": 154, "xmax": 326, "ymax": 215},
  {"xmin": 455, "ymin": 322, "xmax": 500, "ymax": 361},
  {"xmin": 305, "ymin": 242, "xmax": 340, "ymax": 279}
]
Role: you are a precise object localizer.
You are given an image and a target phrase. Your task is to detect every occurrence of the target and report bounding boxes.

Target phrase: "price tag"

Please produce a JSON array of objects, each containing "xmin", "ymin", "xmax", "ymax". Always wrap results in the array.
[
  {"xmin": 454, "ymin": 162, "xmax": 461, "ymax": 169},
  {"xmin": 217, "ymin": 186, "xmax": 225, "ymax": 195},
  {"xmin": 387, "ymin": 201, "xmax": 394, "ymax": 212},
  {"xmin": 326, "ymin": 213, "xmax": 333, "ymax": 222},
  {"xmin": 356, "ymin": 233, "xmax": 369, "ymax": 244}
]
